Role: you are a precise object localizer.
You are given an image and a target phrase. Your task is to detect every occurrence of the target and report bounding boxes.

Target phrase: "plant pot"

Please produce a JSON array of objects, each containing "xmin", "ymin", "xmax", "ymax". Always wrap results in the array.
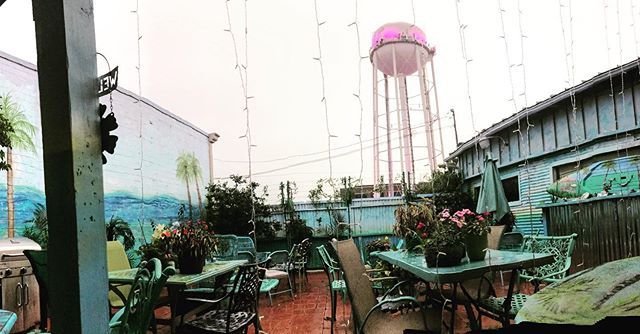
[
  {"xmin": 425, "ymin": 244, "xmax": 465, "ymax": 267},
  {"xmin": 178, "ymin": 253, "xmax": 205, "ymax": 274},
  {"xmin": 465, "ymin": 233, "xmax": 489, "ymax": 261}
]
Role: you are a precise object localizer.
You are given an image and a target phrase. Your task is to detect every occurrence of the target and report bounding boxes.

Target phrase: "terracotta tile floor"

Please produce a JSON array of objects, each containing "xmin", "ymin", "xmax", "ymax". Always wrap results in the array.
[{"xmin": 155, "ymin": 271, "xmax": 532, "ymax": 334}]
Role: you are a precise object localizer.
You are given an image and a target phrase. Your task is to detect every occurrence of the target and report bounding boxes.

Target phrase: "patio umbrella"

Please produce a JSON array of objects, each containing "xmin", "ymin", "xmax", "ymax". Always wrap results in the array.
[{"xmin": 476, "ymin": 155, "xmax": 510, "ymax": 221}]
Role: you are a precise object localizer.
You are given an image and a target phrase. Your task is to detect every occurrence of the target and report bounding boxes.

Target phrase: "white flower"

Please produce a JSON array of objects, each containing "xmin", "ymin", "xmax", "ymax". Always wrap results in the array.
[
  {"xmin": 152, "ymin": 224, "xmax": 165, "ymax": 240},
  {"xmin": 172, "ymin": 221, "xmax": 181, "ymax": 227}
]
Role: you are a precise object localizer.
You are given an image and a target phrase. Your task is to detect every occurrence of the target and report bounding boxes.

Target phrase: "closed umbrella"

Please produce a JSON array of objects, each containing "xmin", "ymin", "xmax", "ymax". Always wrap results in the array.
[{"xmin": 476, "ymin": 156, "xmax": 510, "ymax": 221}]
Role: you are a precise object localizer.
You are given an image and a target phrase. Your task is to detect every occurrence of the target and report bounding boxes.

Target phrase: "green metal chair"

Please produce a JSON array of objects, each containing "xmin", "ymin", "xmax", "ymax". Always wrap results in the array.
[
  {"xmin": 236, "ymin": 236, "xmax": 256, "ymax": 257},
  {"xmin": 211, "ymin": 235, "xmax": 239, "ymax": 261},
  {"xmin": 263, "ymin": 248, "xmax": 295, "ymax": 301},
  {"xmin": 476, "ymin": 233, "xmax": 578, "ymax": 327},
  {"xmin": 109, "ymin": 258, "xmax": 176, "ymax": 334},
  {"xmin": 316, "ymin": 245, "xmax": 347, "ymax": 334},
  {"xmin": 23, "ymin": 250, "xmax": 48, "ymax": 332},
  {"xmin": 291, "ymin": 238, "xmax": 312, "ymax": 291}
]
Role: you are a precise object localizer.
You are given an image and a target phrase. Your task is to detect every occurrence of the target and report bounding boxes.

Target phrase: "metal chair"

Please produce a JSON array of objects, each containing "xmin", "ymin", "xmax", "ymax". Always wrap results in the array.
[
  {"xmin": 178, "ymin": 263, "xmax": 263, "ymax": 334},
  {"xmin": 497, "ymin": 231, "xmax": 525, "ymax": 285},
  {"xmin": 263, "ymin": 247, "xmax": 295, "ymax": 301},
  {"xmin": 109, "ymin": 258, "xmax": 175, "ymax": 334},
  {"xmin": 331, "ymin": 239, "xmax": 440, "ymax": 334},
  {"xmin": 316, "ymin": 245, "xmax": 347, "ymax": 334},
  {"xmin": 211, "ymin": 235, "xmax": 239, "ymax": 261},
  {"xmin": 291, "ymin": 238, "xmax": 312, "ymax": 291},
  {"xmin": 476, "ymin": 233, "xmax": 578, "ymax": 327},
  {"xmin": 236, "ymin": 236, "xmax": 256, "ymax": 257}
]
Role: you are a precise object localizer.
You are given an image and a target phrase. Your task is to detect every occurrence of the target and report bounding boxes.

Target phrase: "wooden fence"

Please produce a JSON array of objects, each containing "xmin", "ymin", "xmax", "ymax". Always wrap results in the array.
[{"xmin": 542, "ymin": 193, "xmax": 640, "ymax": 272}]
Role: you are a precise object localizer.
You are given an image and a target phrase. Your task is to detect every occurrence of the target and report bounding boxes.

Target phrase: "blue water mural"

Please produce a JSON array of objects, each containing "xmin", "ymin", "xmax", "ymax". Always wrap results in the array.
[
  {"xmin": 0, "ymin": 51, "xmax": 210, "ymax": 245},
  {"xmin": 0, "ymin": 185, "xmax": 198, "ymax": 240}
]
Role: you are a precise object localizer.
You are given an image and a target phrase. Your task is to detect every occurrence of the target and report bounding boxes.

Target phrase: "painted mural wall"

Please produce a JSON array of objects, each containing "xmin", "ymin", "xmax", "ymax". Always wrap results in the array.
[{"xmin": 0, "ymin": 50, "xmax": 210, "ymax": 240}]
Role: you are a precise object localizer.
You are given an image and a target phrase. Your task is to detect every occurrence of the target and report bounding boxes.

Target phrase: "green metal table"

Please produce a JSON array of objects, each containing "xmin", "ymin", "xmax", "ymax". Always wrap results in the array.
[
  {"xmin": 109, "ymin": 259, "xmax": 247, "ymax": 334},
  {"xmin": 516, "ymin": 256, "xmax": 640, "ymax": 325},
  {"xmin": 372, "ymin": 249, "xmax": 554, "ymax": 332},
  {"xmin": 0, "ymin": 310, "xmax": 17, "ymax": 334}
]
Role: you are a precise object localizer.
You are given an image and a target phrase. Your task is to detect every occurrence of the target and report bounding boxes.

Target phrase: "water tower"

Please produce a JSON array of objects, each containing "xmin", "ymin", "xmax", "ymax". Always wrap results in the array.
[{"xmin": 370, "ymin": 22, "xmax": 444, "ymax": 196}]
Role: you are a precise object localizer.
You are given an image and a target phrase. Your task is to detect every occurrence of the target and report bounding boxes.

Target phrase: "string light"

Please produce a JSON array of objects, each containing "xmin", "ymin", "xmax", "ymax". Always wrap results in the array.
[
  {"xmin": 454, "ymin": 0, "xmax": 478, "ymax": 137},
  {"xmin": 225, "ymin": 0, "xmax": 257, "ymax": 249},
  {"xmin": 132, "ymin": 0, "xmax": 145, "ymax": 225},
  {"xmin": 313, "ymin": 0, "xmax": 334, "ymax": 183},
  {"xmin": 615, "ymin": 0, "xmax": 630, "ymax": 158}
]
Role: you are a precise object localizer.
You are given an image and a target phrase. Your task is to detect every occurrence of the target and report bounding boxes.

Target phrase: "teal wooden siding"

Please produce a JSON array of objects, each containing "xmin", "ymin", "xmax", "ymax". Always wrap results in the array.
[{"xmin": 452, "ymin": 65, "xmax": 640, "ymax": 236}]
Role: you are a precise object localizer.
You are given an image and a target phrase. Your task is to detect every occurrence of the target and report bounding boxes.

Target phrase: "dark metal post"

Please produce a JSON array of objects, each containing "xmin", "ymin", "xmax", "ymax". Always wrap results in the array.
[
  {"xmin": 32, "ymin": 0, "xmax": 109, "ymax": 332},
  {"xmin": 451, "ymin": 108, "xmax": 459, "ymax": 146}
]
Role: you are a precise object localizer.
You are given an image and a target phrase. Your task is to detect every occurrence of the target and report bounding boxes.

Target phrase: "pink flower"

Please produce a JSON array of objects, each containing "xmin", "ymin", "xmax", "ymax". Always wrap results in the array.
[
  {"xmin": 483, "ymin": 211, "xmax": 490, "ymax": 217},
  {"xmin": 416, "ymin": 222, "xmax": 426, "ymax": 230},
  {"xmin": 455, "ymin": 210, "xmax": 465, "ymax": 218},
  {"xmin": 478, "ymin": 216, "xmax": 484, "ymax": 222},
  {"xmin": 422, "ymin": 232, "xmax": 428, "ymax": 238},
  {"xmin": 456, "ymin": 220, "xmax": 464, "ymax": 228}
]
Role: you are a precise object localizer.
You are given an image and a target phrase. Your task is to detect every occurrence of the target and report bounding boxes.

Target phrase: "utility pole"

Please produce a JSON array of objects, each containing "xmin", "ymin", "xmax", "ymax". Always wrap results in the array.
[
  {"xmin": 207, "ymin": 132, "xmax": 220, "ymax": 184},
  {"xmin": 451, "ymin": 108, "xmax": 459, "ymax": 146}
]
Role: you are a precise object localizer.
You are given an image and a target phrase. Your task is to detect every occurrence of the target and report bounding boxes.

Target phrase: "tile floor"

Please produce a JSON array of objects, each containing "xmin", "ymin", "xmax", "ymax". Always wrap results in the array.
[{"xmin": 155, "ymin": 271, "xmax": 531, "ymax": 334}]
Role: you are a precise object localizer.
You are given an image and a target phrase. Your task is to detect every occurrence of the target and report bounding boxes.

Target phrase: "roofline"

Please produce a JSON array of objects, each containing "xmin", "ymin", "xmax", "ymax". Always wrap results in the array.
[
  {"xmin": 447, "ymin": 58, "xmax": 640, "ymax": 160},
  {"xmin": 0, "ymin": 50, "xmax": 209, "ymax": 138}
]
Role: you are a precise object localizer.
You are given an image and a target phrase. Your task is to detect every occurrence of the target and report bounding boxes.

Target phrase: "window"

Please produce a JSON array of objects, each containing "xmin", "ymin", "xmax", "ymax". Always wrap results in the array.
[{"xmin": 502, "ymin": 176, "xmax": 520, "ymax": 203}]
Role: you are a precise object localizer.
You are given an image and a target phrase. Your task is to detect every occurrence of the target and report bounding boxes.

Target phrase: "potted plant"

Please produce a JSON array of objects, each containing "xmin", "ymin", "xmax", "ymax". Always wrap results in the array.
[
  {"xmin": 457, "ymin": 209, "xmax": 493, "ymax": 261},
  {"xmin": 393, "ymin": 199, "xmax": 436, "ymax": 251},
  {"xmin": 150, "ymin": 220, "xmax": 217, "ymax": 274},
  {"xmin": 415, "ymin": 209, "xmax": 466, "ymax": 267}
]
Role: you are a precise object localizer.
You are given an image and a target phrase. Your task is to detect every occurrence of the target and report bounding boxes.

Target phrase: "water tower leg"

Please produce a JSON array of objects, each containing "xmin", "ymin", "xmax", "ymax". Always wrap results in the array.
[
  {"xmin": 398, "ymin": 76, "xmax": 415, "ymax": 181},
  {"xmin": 391, "ymin": 45, "xmax": 405, "ymax": 181},
  {"xmin": 372, "ymin": 66, "xmax": 380, "ymax": 198},
  {"xmin": 416, "ymin": 48, "xmax": 437, "ymax": 173},
  {"xmin": 383, "ymin": 75, "xmax": 394, "ymax": 197}
]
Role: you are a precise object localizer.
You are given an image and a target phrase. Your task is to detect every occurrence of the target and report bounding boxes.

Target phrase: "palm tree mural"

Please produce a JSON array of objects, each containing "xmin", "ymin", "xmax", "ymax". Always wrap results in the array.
[
  {"xmin": 176, "ymin": 152, "xmax": 204, "ymax": 220},
  {"xmin": 176, "ymin": 153, "xmax": 194, "ymax": 220},
  {"xmin": 601, "ymin": 159, "xmax": 618, "ymax": 191},
  {"xmin": 186, "ymin": 153, "xmax": 204, "ymax": 216},
  {"xmin": 0, "ymin": 94, "xmax": 36, "ymax": 238}
]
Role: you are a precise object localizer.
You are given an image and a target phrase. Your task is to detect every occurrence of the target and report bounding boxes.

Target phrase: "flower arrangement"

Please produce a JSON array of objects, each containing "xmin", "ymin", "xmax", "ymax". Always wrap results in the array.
[
  {"xmin": 393, "ymin": 199, "xmax": 436, "ymax": 250},
  {"xmin": 415, "ymin": 209, "xmax": 465, "ymax": 251},
  {"xmin": 451, "ymin": 209, "xmax": 493, "ymax": 237},
  {"xmin": 139, "ymin": 220, "xmax": 217, "ymax": 272}
]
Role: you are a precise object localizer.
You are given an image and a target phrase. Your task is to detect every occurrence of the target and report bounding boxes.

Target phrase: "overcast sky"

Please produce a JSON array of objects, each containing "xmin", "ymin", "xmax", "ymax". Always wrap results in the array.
[{"xmin": 1, "ymin": 0, "xmax": 639, "ymax": 202}]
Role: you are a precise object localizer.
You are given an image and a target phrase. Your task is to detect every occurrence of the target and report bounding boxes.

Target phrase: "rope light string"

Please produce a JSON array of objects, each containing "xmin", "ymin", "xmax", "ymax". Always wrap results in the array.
[
  {"xmin": 615, "ymin": 0, "xmax": 631, "ymax": 158},
  {"xmin": 559, "ymin": 0, "xmax": 588, "ymax": 266},
  {"xmin": 632, "ymin": 0, "xmax": 640, "ymax": 74},
  {"xmin": 348, "ymin": 0, "xmax": 366, "ymax": 237},
  {"xmin": 225, "ymin": 0, "xmax": 257, "ymax": 249},
  {"xmin": 132, "ymin": 0, "xmax": 145, "ymax": 226},
  {"xmin": 603, "ymin": 0, "xmax": 622, "ymax": 158},
  {"xmin": 313, "ymin": 0, "xmax": 334, "ymax": 185}
]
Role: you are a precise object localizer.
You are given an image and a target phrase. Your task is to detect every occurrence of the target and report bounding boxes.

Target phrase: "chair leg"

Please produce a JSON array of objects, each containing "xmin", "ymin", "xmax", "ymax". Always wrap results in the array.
[
  {"xmin": 331, "ymin": 290, "xmax": 337, "ymax": 334},
  {"xmin": 500, "ymin": 271, "xmax": 504, "ymax": 286},
  {"xmin": 254, "ymin": 317, "xmax": 260, "ymax": 334},
  {"xmin": 269, "ymin": 291, "xmax": 273, "ymax": 306}
]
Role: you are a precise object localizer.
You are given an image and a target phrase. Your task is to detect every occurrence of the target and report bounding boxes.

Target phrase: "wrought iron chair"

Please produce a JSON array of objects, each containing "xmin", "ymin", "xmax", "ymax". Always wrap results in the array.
[
  {"xmin": 211, "ymin": 235, "xmax": 239, "ymax": 261},
  {"xmin": 475, "ymin": 233, "xmax": 578, "ymax": 327},
  {"xmin": 331, "ymin": 239, "xmax": 441, "ymax": 334},
  {"xmin": 109, "ymin": 258, "xmax": 176, "ymax": 334},
  {"xmin": 178, "ymin": 263, "xmax": 264, "ymax": 334},
  {"xmin": 23, "ymin": 250, "xmax": 48, "ymax": 332},
  {"xmin": 316, "ymin": 245, "xmax": 347, "ymax": 334}
]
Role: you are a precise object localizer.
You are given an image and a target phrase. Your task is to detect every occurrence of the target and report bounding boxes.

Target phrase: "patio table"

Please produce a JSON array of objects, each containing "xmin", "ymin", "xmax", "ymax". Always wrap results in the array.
[
  {"xmin": 109, "ymin": 259, "xmax": 247, "ymax": 334},
  {"xmin": 0, "ymin": 310, "xmax": 16, "ymax": 334},
  {"xmin": 516, "ymin": 256, "xmax": 640, "ymax": 325},
  {"xmin": 372, "ymin": 249, "xmax": 554, "ymax": 333}
]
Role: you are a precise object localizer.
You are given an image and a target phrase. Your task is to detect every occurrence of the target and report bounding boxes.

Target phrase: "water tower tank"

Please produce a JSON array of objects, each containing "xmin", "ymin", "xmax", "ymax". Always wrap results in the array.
[{"xmin": 370, "ymin": 22, "xmax": 431, "ymax": 77}]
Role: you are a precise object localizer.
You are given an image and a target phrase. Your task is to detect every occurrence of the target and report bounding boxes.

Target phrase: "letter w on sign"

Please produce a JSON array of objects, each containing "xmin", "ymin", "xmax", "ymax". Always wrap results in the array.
[{"xmin": 97, "ymin": 66, "xmax": 119, "ymax": 97}]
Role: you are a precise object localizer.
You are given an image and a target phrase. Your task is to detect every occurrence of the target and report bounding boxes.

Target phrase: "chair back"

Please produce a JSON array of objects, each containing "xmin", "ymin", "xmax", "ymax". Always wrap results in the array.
[
  {"xmin": 268, "ymin": 249, "xmax": 291, "ymax": 272},
  {"xmin": 487, "ymin": 225, "xmax": 506, "ymax": 250},
  {"xmin": 519, "ymin": 233, "xmax": 578, "ymax": 282},
  {"xmin": 111, "ymin": 258, "xmax": 175, "ymax": 334},
  {"xmin": 316, "ymin": 245, "xmax": 340, "ymax": 283},
  {"xmin": 498, "ymin": 231, "xmax": 524, "ymax": 251},
  {"xmin": 226, "ymin": 264, "xmax": 263, "ymax": 331},
  {"xmin": 236, "ymin": 236, "xmax": 256, "ymax": 256},
  {"xmin": 212, "ymin": 234, "xmax": 238, "ymax": 260},
  {"xmin": 331, "ymin": 239, "xmax": 377, "ymax": 330},
  {"xmin": 23, "ymin": 250, "xmax": 48, "ymax": 330},
  {"xmin": 107, "ymin": 241, "xmax": 132, "ymax": 307},
  {"xmin": 295, "ymin": 238, "xmax": 312, "ymax": 264}
]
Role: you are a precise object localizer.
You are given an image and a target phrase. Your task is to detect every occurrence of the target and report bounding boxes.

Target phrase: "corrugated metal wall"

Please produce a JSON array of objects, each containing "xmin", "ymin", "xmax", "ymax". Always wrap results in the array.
[{"xmin": 543, "ymin": 194, "xmax": 640, "ymax": 271}]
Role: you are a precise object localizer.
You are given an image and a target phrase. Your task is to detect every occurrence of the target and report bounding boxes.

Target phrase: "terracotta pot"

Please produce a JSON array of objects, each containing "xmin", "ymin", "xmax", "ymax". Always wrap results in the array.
[
  {"xmin": 425, "ymin": 244, "xmax": 465, "ymax": 267},
  {"xmin": 178, "ymin": 253, "xmax": 205, "ymax": 274},
  {"xmin": 465, "ymin": 233, "xmax": 489, "ymax": 261}
]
